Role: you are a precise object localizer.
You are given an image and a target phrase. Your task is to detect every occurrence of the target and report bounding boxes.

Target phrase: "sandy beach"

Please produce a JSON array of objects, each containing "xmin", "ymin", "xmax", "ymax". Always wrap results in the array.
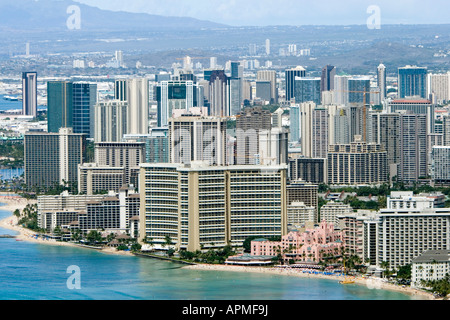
[{"xmin": 183, "ymin": 264, "xmax": 438, "ymax": 300}]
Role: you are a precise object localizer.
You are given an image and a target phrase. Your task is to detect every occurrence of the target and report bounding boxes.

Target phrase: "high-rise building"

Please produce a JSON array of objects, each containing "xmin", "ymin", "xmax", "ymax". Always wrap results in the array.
[
  {"xmin": 321, "ymin": 65, "xmax": 336, "ymax": 93},
  {"xmin": 115, "ymin": 50, "xmax": 124, "ymax": 67},
  {"xmin": 258, "ymin": 127, "xmax": 289, "ymax": 166},
  {"xmin": 377, "ymin": 207, "xmax": 450, "ymax": 269},
  {"xmin": 287, "ymin": 202, "xmax": 317, "ymax": 227},
  {"xmin": 327, "ymin": 136, "xmax": 388, "ymax": 185},
  {"xmin": 427, "ymin": 72, "xmax": 450, "ymax": 105},
  {"xmin": 72, "ymin": 82, "xmax": 97, "ymax": 138},
  {"xmin": 377, "ymin": 64, "xmax": 387, "ymax": 101},
  {"xmin": 114, "ymin": 79, "xmax": 127, "ymax": 101},
  {"xmin": 257, "ymin": 70, "xmax": 277, "ymax": 104},
  {"xmin": 370, "ymin": 112, "xmax": 401, "ymax": 166},
  {"xmin": 22, "ymin": 72, "xmax": 37, "ymax": 117},
  {"xmin": 94, "ymin": 100, "xmax": 128, "ymax": 143},
  {"xmin": 348, "ymin": 77, "xmax": 371, "ymax": 104},
  {"xmin": 255, "ymin": 81, "xmax": 272, "ymax": 102},
  {"xmin": 169, "ymin": 116, "xmax": 228, "ymax": 166},
  {"xmin": 127, "ymin": 78, "xmax": 149, "ymax": 135},
  {"xmin": 398, "ymin": 65, "xmax": 428, "ymax": 99},
  {"xmin": 285, "ymin": 66, "xmax": 306, "ymax": 102},
  {"xmin": 398, "ymin": 113, "xmax": 428, "ymax": 182},
  {"xmin": 286, "ymin": 181, "xmax": 319, "ymax": 212},
  {"xmin": 290, "ymin": 105, "xmax": 301, "ymax": 143},
  {"xmin": 289, "ymin": 157, "xmax": 327, "ymax": 184},
  {"xmin": 432, "ymin": 146, "xmax": 450, "ymax": 186},
  {"xmin": 48, "ymin": 81, "xmax": 98, "ymax": 137},
  {"xmin": 209, "ymin": 70, "xmax": 229, "ymax": 117},
  {"xmin": 333, "ymin": 75, "xmax": 351, "ymax": 105},
  {"xmin": 320, "ymin": 201, "xmax": 352, "ymax": 227},
  {"xmin": 297, "ymin": 102, "xmax": 328, "ymax": 159},
  {"xmin": 312, "ymin": 107, "xmax": 329, "ymax": 159},
  {"xmin": 154, "ymin": 80, "xmax": 204, "ymax": 127},
  {"xmin": 228, "ymin": 62, "xmax": 243, "ymax": 116},
  {"xmin": 443, "ymin": 116, "xmax": 450, "ymax": 146},
  {"xmin": 337, "ymin": 211, "xmax": 379, "ymax": 262},
  {"xmin": 95, "ymin": 142, "xmax": 145, "ymax": 186},
  {"xmin": 294, "ymin": 77, "xmax": 321, "ymax": 105},
  {"xmin": 265, "ymin": 39, "xmax": 271, "ymax": 55},
  {"xmin": 331, "ymin": 106, "xmax": 350, "ymax": 145},
  {"xmin": 236, "ymin": 107, "xmax": 272, "ymax": 165},
  {"xmin": 210, "ymin": 57, "xmax": 217, "ymax": 69},
  {"xmin": 47, "ymin": 81, "xmax": 73, "ymax": 133},
  {"xmin": 123, "ymin": 127, "xmax": 169, "ymax": 164},
  {"xmin": 78, "ymin": 163, "xmax": 125, "ymax": 195},
  {"xmin": 24, "ymin": 128, "xmax": 86, "ymax": 190},
  {"xmin": 139, "ymin": 162, "xmax": 288, "ymax": 251},
  {"xmin": 388, "ymin": 98, "xmax": 435, "ymax": 134}
]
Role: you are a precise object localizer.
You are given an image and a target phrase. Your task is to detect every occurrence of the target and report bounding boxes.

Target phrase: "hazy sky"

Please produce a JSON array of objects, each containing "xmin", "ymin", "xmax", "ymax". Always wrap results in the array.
[{"xmin": 74, "ymin": 0, "xmax": 450, "ymax": 26}]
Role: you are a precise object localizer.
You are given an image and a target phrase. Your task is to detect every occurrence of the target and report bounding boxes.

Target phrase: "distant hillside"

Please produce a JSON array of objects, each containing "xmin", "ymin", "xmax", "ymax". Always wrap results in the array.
[{"xmin": 0, "ymin": 0, "xmax": 227, "ymax": 32}]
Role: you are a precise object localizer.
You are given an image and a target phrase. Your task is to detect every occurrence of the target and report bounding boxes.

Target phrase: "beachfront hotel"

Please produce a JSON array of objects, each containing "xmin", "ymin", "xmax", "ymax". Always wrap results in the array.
[
  {"xmin": 78, "ymin": 163, "xmax": 126, "ymax": 195},
  {"xmin": 377, "ymin": 208, "xmax": 450, "ymax": 269},
  {"xmin": 37, "ymin": 188, "xmax": 139, "ymax": 235},
  {"xmin": 139, "ymin": 161, "xmax": 288, "ymax": 252},
  {"xmin": 411, "ymin": 250, "xmax": 450, "ymax": 288},
  {"xmin": 250, "ymin": 220, "xmax": 343, "ymax": 263}
]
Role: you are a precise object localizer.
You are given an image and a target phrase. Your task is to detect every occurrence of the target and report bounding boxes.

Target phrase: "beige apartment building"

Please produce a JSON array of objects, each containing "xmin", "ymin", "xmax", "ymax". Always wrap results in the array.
[{"xmin": 139, "ymin": 162, "xmax": 288, "ymax": 252}]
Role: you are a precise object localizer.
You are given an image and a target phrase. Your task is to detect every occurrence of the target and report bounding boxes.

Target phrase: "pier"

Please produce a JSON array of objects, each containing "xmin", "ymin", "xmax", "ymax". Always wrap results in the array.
[{"xmin": 0, "ymin": 235, "xmax": 17, "ymax": 238}]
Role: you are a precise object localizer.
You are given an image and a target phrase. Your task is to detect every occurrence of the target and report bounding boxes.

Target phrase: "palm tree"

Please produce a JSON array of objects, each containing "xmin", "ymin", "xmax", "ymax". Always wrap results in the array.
[
  {"xmin": 380, "ymin": 261, "xmax": 390, "ymax": 278},
  {"xmin": 164, "ymin": 235, "xmax": 173, "ymax": 256}
]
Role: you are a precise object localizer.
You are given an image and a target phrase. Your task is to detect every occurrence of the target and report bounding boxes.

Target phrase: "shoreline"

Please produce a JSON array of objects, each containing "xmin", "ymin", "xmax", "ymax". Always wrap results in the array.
[
  {"xmin": 0, "ymin": 196, "xmax": 134, "ymax": 256},
  {"xmin": 183, "ymin": 264, "xmax": 437, "ymax": 300},
  {"xmin": 0, "ymin": 196, "xmax": 439, "ymax": 300}
]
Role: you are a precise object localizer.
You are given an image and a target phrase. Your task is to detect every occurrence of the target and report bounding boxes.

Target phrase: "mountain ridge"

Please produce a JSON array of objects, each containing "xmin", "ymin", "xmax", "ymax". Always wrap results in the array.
[{"xmin": 0, "ymin": 0, "xmax": 228, "ymax": 32}]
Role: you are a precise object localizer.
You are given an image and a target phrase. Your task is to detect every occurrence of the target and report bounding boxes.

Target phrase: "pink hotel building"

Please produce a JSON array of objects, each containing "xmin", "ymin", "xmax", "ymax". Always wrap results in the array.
[{"xmin": 251, "ymin": 221, "xmax": 343, "ymax": 263}]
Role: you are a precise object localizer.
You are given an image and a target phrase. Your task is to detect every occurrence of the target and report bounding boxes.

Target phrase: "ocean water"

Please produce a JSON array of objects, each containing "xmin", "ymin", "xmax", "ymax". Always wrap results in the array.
[
  {"xmin": 0, "ymin": 95, "xmax": 22, "ymax": 112},
  {"xmin": 0, "ymin": 206, "xmax": 416, "ymax": 300}
]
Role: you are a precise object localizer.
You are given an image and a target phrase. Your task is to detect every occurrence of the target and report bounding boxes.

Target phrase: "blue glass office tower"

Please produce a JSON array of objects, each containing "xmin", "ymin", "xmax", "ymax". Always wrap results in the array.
[
  {"xmin": 398, "ymin": 66, "xmax": 427, "ymax": 99},
  {"xmin": 290, "ymin": 105, "xmax": 300, "ymax": 143},
  {"xmin": 47, "ymin": 81, "xmax": 73, "ymax": 133},
  {"xmin": 285, "ymin": 66, "xmax": 306, "ymax": 102},
  {"xmin": 73, "ymin": 83, "xmax": 97, "ymax": 138},
  {"xmin": 294, "ymin": 77, "xmax": 321, "ymax": 105},
  {"xmin": 47, "ymin": 81, "xmax": 97, "ymax": 137}
]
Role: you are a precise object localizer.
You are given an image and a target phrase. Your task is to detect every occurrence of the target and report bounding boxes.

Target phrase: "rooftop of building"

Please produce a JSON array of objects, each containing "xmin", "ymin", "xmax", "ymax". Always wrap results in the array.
[{"xmin": 412, "ymin": 250, "xmax": 450, "ymax": 264}]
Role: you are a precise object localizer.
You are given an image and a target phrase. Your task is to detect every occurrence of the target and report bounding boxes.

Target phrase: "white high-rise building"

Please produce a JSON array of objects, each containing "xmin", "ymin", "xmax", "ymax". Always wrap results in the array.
[
  {"xmin": 265, "ymin": 39, "xmax": 271, "ymax": 55},
  {"xmin": 210, "ymin": 57, "xmax": 217, "ymax": 69},
  {"xmin": 333, "ymin": 75, "xmax": 351, "ymax": 105},
  {"xmin": 427, "ymin": 72, "xmax": 450, "ymax": 105},
  {"xmin": 58, "ymin": 127, "xmax": 85, "ymax": 186},
  {"xmin": 378, "ymin": 208, "xmax": 450, "ymax": 269},
  {"xmin": 377, "ymin": 63, "xmax": 387, "ymax": 101},
  {"xmin": 115, "ymin": 50, "xmax": 124, "ymax": 67},
  {"xmin": 432, "ymin": 146, "xmax": 450, "ymax": 186},
  {"xmin": 94, "ymin": 100, "xmax": 128, "ymax": 142},
  {"xmin": 169, "ymin": 116, "xmax": 228, "ymax": 166},
  {"xmin": 127, "ymin": 78, "xmax": 149, "ymax": 135},
  {"xmin": 320, "ymin": 201, "xmax": 353, "ymax": 227}
]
